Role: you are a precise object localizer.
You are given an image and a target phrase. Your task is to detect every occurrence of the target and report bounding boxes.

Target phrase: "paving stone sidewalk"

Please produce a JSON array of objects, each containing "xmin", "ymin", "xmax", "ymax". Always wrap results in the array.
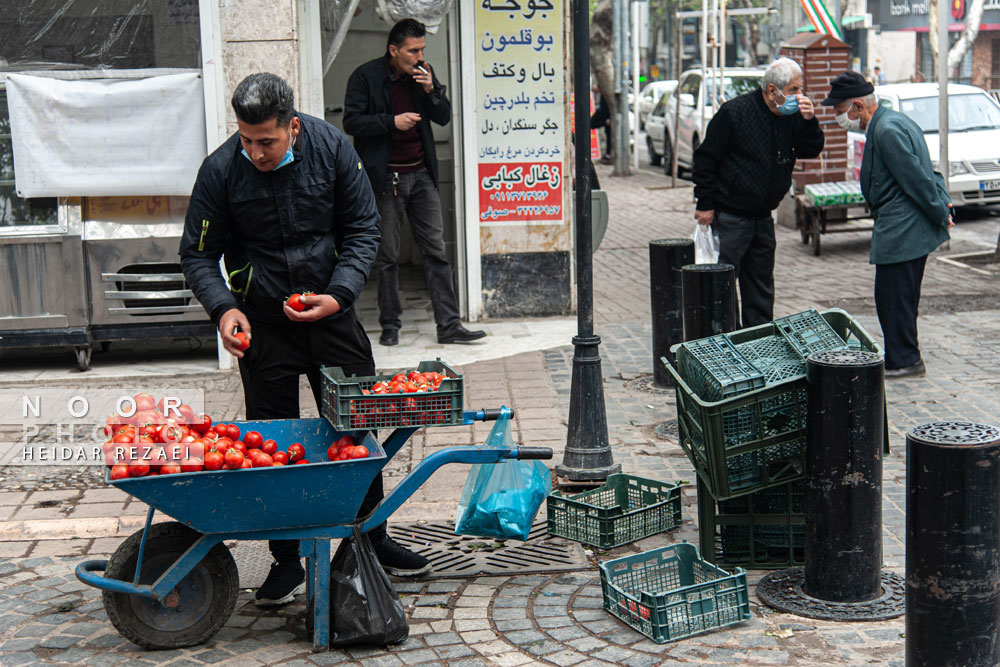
[{"xmin": 1, "ymin": 165, "xmax": 999, "ymax": 665}]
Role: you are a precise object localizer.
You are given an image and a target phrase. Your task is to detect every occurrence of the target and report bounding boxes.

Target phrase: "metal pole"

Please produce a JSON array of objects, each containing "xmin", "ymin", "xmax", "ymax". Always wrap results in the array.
[
  {"xmin": 700, "ymin": 0, "xmax": 708, "ymax": 142},
  {"xmin": 671, "ymin": 15, "xmax": 683, "ymax": 187},
  {"xmin": 649, "ymin": 239, "xmax": 695, "ymax": 386},
  {"xmin": 681, "ymin": 263, "xmax": 737, "ymax": 341},
  {"xmin": 938, "ymin": 0, "xmax": 950, "ymax": 193},
  {"xmin": 613, "ymin": 0, "xmax": 628, "ymax": 175},
  {"xmin": 803, "ymin": 350, "xmax": 885, "ymax": 602},
  {"xmin": 557, "ymin": 0, "xmax": 620, "ymax": 482},
  {"xmin": 906, "ymin": 421, "xmax": 1000, "ymax": 666},
  {"xmin": 632, "ymin": 0, "xmax": 640, "ymax": 172}
]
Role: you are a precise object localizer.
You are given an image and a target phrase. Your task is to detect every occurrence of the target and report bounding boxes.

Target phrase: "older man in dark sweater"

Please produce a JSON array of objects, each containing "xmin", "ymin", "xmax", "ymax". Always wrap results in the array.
[{"xmin": 692, "ymin": 57, "xmax": 825, "ymax": 327}]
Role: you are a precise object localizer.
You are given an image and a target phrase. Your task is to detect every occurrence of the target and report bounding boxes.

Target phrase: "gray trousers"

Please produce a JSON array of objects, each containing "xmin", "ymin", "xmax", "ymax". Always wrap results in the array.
[
  {"xmin": 715, "ymin": 210, "xmax": 776, "ymax": 328},
  {"xmin": 375, "ymin": 169, "xmax": 461, "ymax": 334}
]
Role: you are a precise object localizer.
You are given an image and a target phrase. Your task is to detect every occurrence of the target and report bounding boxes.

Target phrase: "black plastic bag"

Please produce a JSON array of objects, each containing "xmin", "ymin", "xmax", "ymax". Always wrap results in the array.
[{"xmin": 325, "ymin": 526, "xmax": 408, "ymax": 647}]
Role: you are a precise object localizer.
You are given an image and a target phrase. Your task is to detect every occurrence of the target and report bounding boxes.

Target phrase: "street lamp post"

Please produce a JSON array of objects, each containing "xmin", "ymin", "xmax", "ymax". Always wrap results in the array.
[{"xmin": 556, "ymin": 0, "xmax": 621, "ymax": 482}]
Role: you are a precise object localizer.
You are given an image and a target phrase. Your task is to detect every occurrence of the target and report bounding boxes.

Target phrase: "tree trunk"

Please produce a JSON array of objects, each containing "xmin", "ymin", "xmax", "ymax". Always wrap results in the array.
[
  {"xmin": 591, "ymin": 0, "xmax": 616, "ymax": 160},
  {"xmin": 949, "ymin": 0, "xmax": 986, "ymax": 70},
  {"xmin": 929, "ymin": 0, "xmax": 940, "ymax": 78}
]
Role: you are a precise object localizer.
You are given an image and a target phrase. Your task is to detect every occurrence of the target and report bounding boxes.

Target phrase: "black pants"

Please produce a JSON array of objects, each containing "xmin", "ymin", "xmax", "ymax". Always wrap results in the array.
[
  {"xmin": 237, "ymin": 311, "xmax": 383, "ymax": 563},
  {"xmin": 874, "ymin": 255, "xmax": 927, "ymax": 370},
  {"xmin": 715, "ymin": 211, "xmax": 776, "ymax": 327},
  {"xmin": 374, "ymin": 169, "xmax": 462, "ymax": 335}
]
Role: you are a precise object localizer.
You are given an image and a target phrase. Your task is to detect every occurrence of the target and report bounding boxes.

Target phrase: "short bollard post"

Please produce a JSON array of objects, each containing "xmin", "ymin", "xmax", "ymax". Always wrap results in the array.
[
  {"xmin": 755, "ymin": 349, "xmax": 906, "ymax": 621},
  {"xmin": 803, "ymin": 350, "xmax": 884, "ymax": 602},
  {"xmin": 906, "ymin": 421, "xmax": 1000, "ymax": 667},
  {"xmin": 680, "ymin": 263, "xmax": 736, "ymax": 342},
  {"xmin": 649, "ymin": 239, "xmax": 694, "ymax": 387}
]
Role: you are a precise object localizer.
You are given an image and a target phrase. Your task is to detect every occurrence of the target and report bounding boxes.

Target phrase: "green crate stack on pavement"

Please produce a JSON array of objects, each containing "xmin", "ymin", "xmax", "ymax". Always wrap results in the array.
[
  {"xmin": 546, "ymin": 474, "xmax": 683, "ymax": 548},
  {"xmin": 664, "ymin": 308, "xmax": 887, "ymax": 568},
  {"xmin": 805, "ymin": 181, "xmax": 865, "ymax": 207}
]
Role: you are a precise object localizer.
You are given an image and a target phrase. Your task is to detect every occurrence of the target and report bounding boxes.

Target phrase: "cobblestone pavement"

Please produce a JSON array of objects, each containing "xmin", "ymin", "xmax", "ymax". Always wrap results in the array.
[{"xmin": 1, "ymin": 164, "xmax": 999, "ymax": 665}]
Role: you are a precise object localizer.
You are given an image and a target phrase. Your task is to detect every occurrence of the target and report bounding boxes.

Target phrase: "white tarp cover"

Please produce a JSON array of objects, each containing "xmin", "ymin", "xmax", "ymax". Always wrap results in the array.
[{"xmin": 6, "ymin": 72, "xmax": 206, "ymax": 197}]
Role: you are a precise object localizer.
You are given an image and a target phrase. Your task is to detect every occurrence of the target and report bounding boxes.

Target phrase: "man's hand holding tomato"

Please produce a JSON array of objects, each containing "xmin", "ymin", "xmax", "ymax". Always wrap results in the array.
[
  {"xmin": 218, "ymin": 308, "xmax": 252, "ymax": 358},
  {"xmin": 283, "ymin": 293, "xmax": 341, "ymax": 322}
]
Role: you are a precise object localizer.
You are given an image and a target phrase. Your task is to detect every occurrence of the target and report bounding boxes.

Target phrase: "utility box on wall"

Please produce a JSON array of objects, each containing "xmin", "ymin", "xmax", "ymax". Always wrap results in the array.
[{"xmin": 780, "ymin": 34, "xmax": 851, "ymax": 189}]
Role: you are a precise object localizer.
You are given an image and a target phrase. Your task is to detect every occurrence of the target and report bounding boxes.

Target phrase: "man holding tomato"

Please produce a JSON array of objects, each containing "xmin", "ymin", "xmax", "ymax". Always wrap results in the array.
[
  {"xmin": 180, "ymin": 72, "xmax": 431, "ymax": 607},
  {"xmin": 344, "ymin": 18, "xmax": 486, "ymax": 347}
]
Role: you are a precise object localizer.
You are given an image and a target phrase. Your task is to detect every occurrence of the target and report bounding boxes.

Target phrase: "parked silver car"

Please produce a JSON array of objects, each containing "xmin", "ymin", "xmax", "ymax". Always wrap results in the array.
[{"xmin": 637, "ymin": 80, "xmax": 677, "ymax": 130}]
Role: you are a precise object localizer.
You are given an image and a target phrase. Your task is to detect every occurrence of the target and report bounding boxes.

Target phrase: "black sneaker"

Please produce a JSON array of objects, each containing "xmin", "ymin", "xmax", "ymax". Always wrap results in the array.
[
  {"xmin": 255, "ymin": 560, "xmax": 305, "ymax": 607},
  {"xmin": 379, "ymin": 329, "xmax": 399, "ymax": 346},
  {"xmin": 437, "ymin": 325, "xmax": 487, "ymax": 345},
  {"xmin": 370, "ymin": 532, "xmax": 432, "ymax": 577}
]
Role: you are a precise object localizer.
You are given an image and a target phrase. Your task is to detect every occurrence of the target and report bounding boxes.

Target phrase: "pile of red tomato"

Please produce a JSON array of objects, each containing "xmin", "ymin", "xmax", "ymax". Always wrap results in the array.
[
  {"xmin": 349, "ymin": 370, "xmax": 452, "ymax": 428},
  {"xmin": 103, "ymin": 393, "xmax": 372, "ymax": 481}
]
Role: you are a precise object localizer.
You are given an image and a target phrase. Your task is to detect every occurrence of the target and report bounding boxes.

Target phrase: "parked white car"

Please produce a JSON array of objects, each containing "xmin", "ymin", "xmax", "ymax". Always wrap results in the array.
[
  {"xmin": 847, "ymin": 83, "xmax": 1000, "ymax": 206},
  {"xmin": 637, "ymin": 80, "xmax": 677, "ymax": 129},
  {"xmin": 647, "ymin": 67, "xmax": 765, "ymax": 172}
]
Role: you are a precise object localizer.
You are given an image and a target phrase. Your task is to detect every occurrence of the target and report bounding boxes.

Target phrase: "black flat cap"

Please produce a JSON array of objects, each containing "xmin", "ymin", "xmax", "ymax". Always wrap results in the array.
[{"xmin": 821, "ymin": 71, "xmax": 875, "ymax": 106}]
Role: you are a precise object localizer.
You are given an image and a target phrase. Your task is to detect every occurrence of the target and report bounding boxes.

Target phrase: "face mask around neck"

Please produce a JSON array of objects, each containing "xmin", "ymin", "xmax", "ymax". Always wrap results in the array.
[{"xmin": 241, "ymin": 133, "xmax": 296, "ymax": 171}]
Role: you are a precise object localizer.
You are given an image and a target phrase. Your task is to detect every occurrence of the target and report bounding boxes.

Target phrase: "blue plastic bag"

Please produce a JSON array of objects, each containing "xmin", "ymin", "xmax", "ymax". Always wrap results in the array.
[{"xmin": 454, "ymin": 412, "xmax": 551, "ymax": 541}]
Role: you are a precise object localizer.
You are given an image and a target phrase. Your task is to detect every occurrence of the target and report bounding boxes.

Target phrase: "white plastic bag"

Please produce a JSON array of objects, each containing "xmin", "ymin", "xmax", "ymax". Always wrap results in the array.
[{"xmin": 692, "ymin": 224, "xmax": 720, "ymax": 264}]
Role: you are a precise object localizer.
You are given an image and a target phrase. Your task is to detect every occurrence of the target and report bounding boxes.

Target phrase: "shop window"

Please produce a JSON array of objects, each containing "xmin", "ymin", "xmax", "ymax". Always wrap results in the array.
[
  {"xmin": 0, "ymin": 90, "xmax": 57, "ymax": 227},
  {"xmin": 917, "ymin": 32, "xmax": 973, "ymax": 84}
]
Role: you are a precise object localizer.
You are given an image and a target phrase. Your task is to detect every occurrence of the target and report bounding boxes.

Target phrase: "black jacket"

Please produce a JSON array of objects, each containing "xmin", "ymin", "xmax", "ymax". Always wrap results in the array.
[
  {"xmin": 343, "ymin": 55, "xmax": 451, "ymax": 194},
  {"xmin": 179, "ymin": 113, "xmax": 380, "ymax": 325},
  {"xmin": 693, "ymin": 91, "xmax": 825, "ymax": 217}
]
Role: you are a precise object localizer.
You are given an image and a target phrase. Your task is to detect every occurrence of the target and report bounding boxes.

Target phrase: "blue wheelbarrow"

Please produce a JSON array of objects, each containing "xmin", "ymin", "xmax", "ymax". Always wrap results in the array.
[{"xmin": 75, "ymin": 407, "xmax": 551, "ymax": 650}]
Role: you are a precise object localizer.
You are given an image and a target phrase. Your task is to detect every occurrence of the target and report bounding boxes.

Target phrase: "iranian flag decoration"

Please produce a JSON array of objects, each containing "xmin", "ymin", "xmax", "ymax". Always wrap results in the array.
[{"xmin": 799, "ymin": 0, "xmax": 843, "ymax": 39}]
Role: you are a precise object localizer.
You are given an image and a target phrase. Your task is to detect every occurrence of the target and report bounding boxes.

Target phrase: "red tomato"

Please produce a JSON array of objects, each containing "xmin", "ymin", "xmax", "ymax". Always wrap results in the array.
[
  {"xmin": 161, "ymin": 463, "xmax": 182, "ymax": 475},
  {"xmin": 327, "ymin": 444, "xmax": 340, "ymax": 461},
  {"xmin": 202, "ymin": 429, "xmax": 220, "ymax": 443},
  {"xmin": 251, "ymin": 451, "xmax": 273, "ymax": 468},
  {"xmin": 244, "ymin": 431, "xmax": 263, "ymax": 449},
  {"xmin": 157, "ymin": 424, "xmax": 184, "ymax": 445},
  {"xmin": 224, "ymin": 448, "xmax": 245, "ymax": 470},
  {"xmin": 350, "ymin": 445, "xmax": 369, "ymax": 459},
  {"xmin": 391, "ymin": 373, "xmax": 406, "ymax": 383},
  {"xmin": 191, "ymin": 414, "xmax": 212, "ymax": 434},
  {"xmin": 214, "ymin": 436, "xmax": 234, "ymax": 451},
  {"xmin": 177, "ymin": 404, "xmax": 196, "ymax": 425},
  {"xmin": 231, "ymin": 441, "xmax": 247, "ymax": 455},
  {"xmin": 109, "ymin": 464, "xmax": 130, "ymax": 480},
  {"xmin": 372, "ymin": 383, "xmax": 389, "ymax": 394},
  {"xmin": 295, "ymin": 459, "xmax": 310, "ymax": 465},
  {"xmin": 288, "ymin": 442, "xmax": 305, "ymax": 462},
  {"xmin": 336, "ymin": 435, "xmax": 357, "ymax": 448},
  {"xmin": 133, "ymin": 393, "xmax": 156, "ymax": 413},
  {"xmin": 225, "ymin": 424, "xmax": 241, "ymax": 441},
  {"xmin": 234, "ymin": 331, "xmax": 250, "ymax": 350},
  {"xmin": 112, "ymin": 432, "xmax": 134, "ymax": 445},
  {"xmin": 179, "ymin": 457, "xmax": 203, "ymax": 473},
  {"xmin": 350, "ymin": 414, "xmax": 368, "ymax": 429},
  {"xmin": 286, "ymin": 293, "xmax": 307, "ymax": 312},
  {"xmin": 261, "ymin": 439, "xmax": 278, "ymax": 456},
  {"xmin": 336, "ymin": 450, "xmax": 351, "ymax": 461},
  {"xmin": 272, "ymin": 451, "xmax": 289, "ymax": 465},
  {"xmin": 204, "ymin": 451, "xmax": 225, "ymax": 471},
  {"xmin": 128, "ymin": 459, "xmax": 150, "ymax": 477},
  {"xmin": 241, "ymin": 458, "xmax": 253, "ymax": 469},
  {"xmin": 272, "ymin": 461, "xmax": 285, "ymax": 466}
]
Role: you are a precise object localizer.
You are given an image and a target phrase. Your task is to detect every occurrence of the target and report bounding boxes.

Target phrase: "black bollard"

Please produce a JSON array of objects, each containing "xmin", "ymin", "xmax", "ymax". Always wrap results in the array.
[
  {"xmin": 650, "ymin": 239, "xmax": 695, "ymax": 386},
  {"xmin": 803, "ymin": 349, "xmax": 885, "ymax": 602},
  {"xmin": 681, "ymin": 263, "xmax": 737, "ymax": 342},
  {"xmin": 906, "ymin": 421, "xmax": 1000, "ymax": 667}
]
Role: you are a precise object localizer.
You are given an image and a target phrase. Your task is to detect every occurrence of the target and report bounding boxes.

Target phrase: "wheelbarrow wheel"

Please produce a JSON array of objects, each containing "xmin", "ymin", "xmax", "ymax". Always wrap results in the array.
[{"xmin": 103, "ymin": 522, "xmax": 238, "ymax": 650}]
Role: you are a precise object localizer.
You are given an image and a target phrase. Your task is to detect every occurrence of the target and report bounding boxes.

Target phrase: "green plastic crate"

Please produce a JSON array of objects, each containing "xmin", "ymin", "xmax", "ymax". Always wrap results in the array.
[
  {"xmin": 697, "ymin": 478, "xmax": 805, "ymax": 570},
  {"xmin": 675, "ymin": 335, "xmax": 765, "ymax": 402},
  {"xmin": 774, "ymin": 308, "xmax": 847, "ymax": 360},
  {"xmin": 734, "ymin": 335, "xmax": 805, "ymax": 385},
  {"xmin": 599, "ymin": 541, "xmax": 751, "ymax": 643},
  {"xmin": 546, "ymin": 474, "xmax": 682, "ymax": 548},
  {"xmin": 319, "ymin": 359, "xmax": 463, "ymax": 430},
  {"xmin": 665, "ymin": 308, "xmax": 889, "ymax": 500}
]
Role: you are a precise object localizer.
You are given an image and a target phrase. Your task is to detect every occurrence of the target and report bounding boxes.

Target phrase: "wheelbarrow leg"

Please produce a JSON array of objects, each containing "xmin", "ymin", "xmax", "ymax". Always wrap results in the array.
[
  {"xmin": 301, "ymin": 540, "xmax": 315, "ymax": 607},
  {"xmin": 310, "ymin": 539, "xmax": 331, "ymax": 649}
]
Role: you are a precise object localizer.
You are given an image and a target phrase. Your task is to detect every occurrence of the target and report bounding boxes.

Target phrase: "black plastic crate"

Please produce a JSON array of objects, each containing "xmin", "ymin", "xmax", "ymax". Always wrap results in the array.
[{"xmin": 319, "ymin": 360, "xmax": 463, "ymax": 430}]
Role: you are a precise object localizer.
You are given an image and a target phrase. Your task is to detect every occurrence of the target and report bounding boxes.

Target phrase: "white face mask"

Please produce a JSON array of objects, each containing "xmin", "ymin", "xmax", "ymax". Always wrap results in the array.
[{"xmin": 836, "ymin": 109, "xmax": 861, "ymax": 131}]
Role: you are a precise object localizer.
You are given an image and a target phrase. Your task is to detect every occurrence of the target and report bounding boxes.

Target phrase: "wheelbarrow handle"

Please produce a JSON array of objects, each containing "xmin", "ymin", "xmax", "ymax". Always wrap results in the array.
[
  {"xmin": 479, "ymin": 408, "xmax": 507, "ymax": 421},
  {"xmin": 515, "ymin": 447, "xmax": 553, "ymax": 460}
]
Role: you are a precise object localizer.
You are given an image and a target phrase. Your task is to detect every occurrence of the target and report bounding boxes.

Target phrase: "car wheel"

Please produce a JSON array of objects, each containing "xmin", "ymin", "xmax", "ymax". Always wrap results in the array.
[{"xmin": 647, "ymin": 136, "xmax": 662, "ymax": 166}]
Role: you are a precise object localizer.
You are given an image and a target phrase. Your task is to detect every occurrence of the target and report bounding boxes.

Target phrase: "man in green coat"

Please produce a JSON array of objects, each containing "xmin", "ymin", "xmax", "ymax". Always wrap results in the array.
[{"xmin": 822, "ymin": 71, "xmax": 953, "ymax": 378}]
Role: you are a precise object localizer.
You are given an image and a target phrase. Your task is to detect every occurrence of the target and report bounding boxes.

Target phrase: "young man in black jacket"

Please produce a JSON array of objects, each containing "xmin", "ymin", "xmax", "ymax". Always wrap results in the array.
[
  {"xmin": 180, "ymin": 73, "xmax": 432, "ymax": 608},
  {"xmin": 692, "ymin": 57, "xmax": 825, "ymax": 327},
  {"xmin": 344, "ymin": 18, "xmax": 485, "ymax": 347}
]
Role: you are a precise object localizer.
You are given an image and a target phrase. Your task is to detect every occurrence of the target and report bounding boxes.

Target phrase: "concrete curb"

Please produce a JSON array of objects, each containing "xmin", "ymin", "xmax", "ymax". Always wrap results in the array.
[{"xmin": 0, "ymin": 514, "xmax": 172, "ymax": 541}]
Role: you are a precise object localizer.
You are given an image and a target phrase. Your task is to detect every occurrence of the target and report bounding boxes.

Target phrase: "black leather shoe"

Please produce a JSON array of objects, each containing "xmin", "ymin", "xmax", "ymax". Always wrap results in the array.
[
  {"xmin": 437, "ymin": 325, "xmax": 487, "ymax": 344},
  {"xmin": 255, "ymin": 560, "xmax": 305, "ymax": 607},
  {"xmin": 379, "ymin": 329, "xmax": 399, "ymax": 346},
  {"xmin": 885, "ymin": 360, "xmax": 925, "ymax": 379},
  {"xmin": 370, "ymin": 532, "xmax": 432, "ymax": 577}
]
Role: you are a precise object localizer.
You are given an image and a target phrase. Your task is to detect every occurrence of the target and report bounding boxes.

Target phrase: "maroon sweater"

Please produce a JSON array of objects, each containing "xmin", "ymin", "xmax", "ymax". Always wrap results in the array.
[{"xmin": 388, "ymin": 75, "xmax": 425, "ymax": 172}]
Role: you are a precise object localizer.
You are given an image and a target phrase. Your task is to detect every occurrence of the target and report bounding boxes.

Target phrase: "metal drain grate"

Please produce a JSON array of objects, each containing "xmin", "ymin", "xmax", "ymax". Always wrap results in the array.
[
  {"xmin": 389, "ymin": 520, "xmax": 589, "ymax": 578},
  {"xmin": 625, "ymin": 374, "xmax": 674, "ymax": 395},
  {"xmin": 653, "ymin": 419, "xmax": 679, "ymax": 440},
  {"xmin": 228, "ymin": 521, "xmax": 590, "ymax": 588}
]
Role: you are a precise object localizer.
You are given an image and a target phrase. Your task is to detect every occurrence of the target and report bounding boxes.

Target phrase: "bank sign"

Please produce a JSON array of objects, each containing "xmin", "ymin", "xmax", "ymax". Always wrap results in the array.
[{"xmin": 875, "ymin": 0, "xmax": 1000, "ymax": 29}]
